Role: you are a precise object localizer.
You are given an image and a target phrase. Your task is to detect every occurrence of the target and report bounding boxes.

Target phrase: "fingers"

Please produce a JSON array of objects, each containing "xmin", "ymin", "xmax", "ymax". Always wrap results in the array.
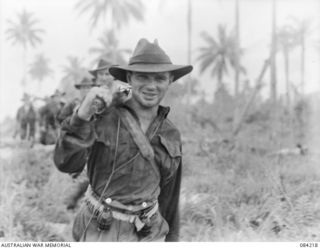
[
  {"xmin": 88, "ymin": 87, "xmax": 112, "ymax": 106},
  {"xmin": 112, "ymin": 85, "xmax": 132, "ymax": 103}
]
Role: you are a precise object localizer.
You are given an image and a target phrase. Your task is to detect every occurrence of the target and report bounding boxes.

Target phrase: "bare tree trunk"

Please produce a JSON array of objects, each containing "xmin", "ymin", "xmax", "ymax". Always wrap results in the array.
[
  {"xmin": 233, "ymin": 0, "xmax": 240, "ymax": 134},
  {"xmin": 111, "ymin": 21, "xmax": 116, "ymax": 63},
  {"xmin": 301, "ymin": 35, "xmax": 305, "ymax": 96},
  {"xmin": 284, "ymin": 49, "xmax": 290, "ymax": 107},
  {"xmin": 234, "ymin": 0, "xmax": 240, "ymax": 97},
  {"xmin": 186, "ymin": 0, "xmax": 192, "ymax": 106},
  {"xmin": 270, "ymin": 0, "xmax": 277, "ymax": 102},
  {"xmin": 232, "ymin": 59, "xmax": 270, "ymax": 137},
  {"xmin": 22, "ymin": 47, "xmax": 28, "ymax": 91}
]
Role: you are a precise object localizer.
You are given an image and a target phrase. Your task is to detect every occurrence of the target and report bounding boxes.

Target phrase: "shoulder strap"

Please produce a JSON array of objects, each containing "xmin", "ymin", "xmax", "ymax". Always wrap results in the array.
[{"xmin": 116, "ymin": 107, "xmax": 155, "ymax": 161}]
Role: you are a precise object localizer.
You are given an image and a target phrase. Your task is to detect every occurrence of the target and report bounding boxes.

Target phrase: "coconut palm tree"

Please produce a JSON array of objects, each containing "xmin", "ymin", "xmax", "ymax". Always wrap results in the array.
[
  {"xmin": 75, "ymin": 0, "xmax": 145, "ymax": 30},
  {"xmin": 6, "ymin": 9, "xmax": 44, "ymax": 88},
  {"xmin": 270, "ymin": 0, "xmax": 277, "ymax": 102},
  {"xmin": 277, "ymin": 25, "xmax": 299, "ymax": 107},
  {"xmin": 62, "ymin": 56, "xmax": 87, "ymax": 86},
  {"xmin": 234, "ymin": 0, "xmax": 240, "ymax": 97},
  {"xmin": 289, "ymin": 17, "xmax": 312, "ymax": 96},
  {"xmin": 197, "ymin": 25, "xmax": 245, "ymax": 91},
  {"xmin": 89, "ymin": 30, "xmax": 131, "ymax": 65},
  {"xmin": 29, "ymin": 54, "xmax": 53, "ymax": 91}
]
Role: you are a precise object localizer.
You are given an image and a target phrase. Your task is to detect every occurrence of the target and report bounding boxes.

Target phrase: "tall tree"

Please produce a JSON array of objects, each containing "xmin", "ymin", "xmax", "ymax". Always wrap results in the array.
[
  {"xmin": 197, "ymin": 25, "xmax": 245, "ymax": 91},
  {"xmin": 234, "ymin": 0, "xmax": 240, "ymax": 97},
  {"xmin": 75, "ymin": 0, "xmax": 145, "ymax": 30},
  {"xmin": 277, "ymin": 25, "xmax": 299, "ymax": 107},
  {"xmin": 29, "ymin": 54, "xmax": 53, "ymax": 91},
  {"xmin": 62, "ymin": 56, "xmax": 87, "ymax": 86},
  {"xmin": 89, "ymin": 30, "xmax": 131, "ymax": 65},
  {"xmin": 289, "ymin": 17, "xmax": 312, "ymax": 96},
  {"xmin": 269, "ymin": 0, "xmax": 277, "ymax": 102},
  {"xmin": 76, "ymin": 0, "xmax": 144, "ymax": 62},
  {"xmin": 6, "ymin": 9, "xmax": 44, "ymax": 88},
  {"xmin": 186, "ymin": 0, "xmax": 192, "ymax": 107}
]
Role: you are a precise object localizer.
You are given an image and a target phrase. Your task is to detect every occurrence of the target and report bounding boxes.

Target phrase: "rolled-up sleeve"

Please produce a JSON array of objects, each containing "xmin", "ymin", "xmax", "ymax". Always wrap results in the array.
[{"xmin": 53, "ymin": 112, "xmax": 96, "ymax": 173}]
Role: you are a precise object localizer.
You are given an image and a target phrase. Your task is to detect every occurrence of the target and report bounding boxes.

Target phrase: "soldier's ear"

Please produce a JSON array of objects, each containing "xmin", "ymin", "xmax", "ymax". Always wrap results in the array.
[
  {"xmin": 126, "ymin": 72, "xmax": 132, "ymax": 85},
  {"xmin": 169, "ymin": 73, "xmax": 174, "ymax": 84}
]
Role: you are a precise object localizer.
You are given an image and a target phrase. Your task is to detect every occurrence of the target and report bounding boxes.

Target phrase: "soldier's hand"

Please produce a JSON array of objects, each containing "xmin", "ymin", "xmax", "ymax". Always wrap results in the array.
[
  {"xmin": 77, "ymin": 87, "xmax": 113, "ymax": 121},
  {"xmin": 112, "ymin": 85, "xmax": 132, "ymax": 106}
]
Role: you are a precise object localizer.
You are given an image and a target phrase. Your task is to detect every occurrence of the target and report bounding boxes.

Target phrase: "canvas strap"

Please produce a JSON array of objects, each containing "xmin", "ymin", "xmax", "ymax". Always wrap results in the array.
[
  {"xmin": 116, "ymin": 108, "xmax": 156, "ymax": 160},
  {"xmin": 116, "ymin": 107, "xmax": 165, "ymax": 176}
]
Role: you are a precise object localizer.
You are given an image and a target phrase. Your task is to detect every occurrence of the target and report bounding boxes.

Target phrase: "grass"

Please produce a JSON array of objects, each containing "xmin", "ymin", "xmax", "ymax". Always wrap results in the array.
[
  {"xmin": 178, "ymin": 116, "xmax": 320, "ymax": 241},
  {"xmin": 0, "ymin": 101, "xmax": 319, "ymax": 241}
]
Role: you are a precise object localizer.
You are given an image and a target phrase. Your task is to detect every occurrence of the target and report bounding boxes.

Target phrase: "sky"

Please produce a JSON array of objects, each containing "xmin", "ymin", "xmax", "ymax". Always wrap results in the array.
[{"xmin": 0, "ymin": 0, "xmax": 319, "ymax": 121}]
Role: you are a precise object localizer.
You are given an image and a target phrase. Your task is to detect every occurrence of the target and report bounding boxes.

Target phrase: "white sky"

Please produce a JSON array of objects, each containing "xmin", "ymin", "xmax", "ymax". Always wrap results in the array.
[{"xmin": 0, "ymin": 0, "xmax": 319, "ymax": 121}]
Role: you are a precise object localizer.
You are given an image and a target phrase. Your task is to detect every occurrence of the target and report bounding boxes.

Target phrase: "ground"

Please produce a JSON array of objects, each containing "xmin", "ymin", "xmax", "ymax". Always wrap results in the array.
[{"xmin": 0, "ymin": 106, "xmax": 320, "ymax": 242}]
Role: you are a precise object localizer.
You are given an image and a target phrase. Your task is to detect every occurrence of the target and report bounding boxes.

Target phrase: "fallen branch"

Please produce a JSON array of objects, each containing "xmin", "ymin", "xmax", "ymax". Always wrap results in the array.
[{"xmin": 232, "ymin": 59, "xmax": 270, "ymax": 137}]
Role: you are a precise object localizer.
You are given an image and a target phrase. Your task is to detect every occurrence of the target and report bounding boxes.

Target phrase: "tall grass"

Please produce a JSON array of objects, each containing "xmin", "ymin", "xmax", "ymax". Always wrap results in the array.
[{"xmin": 1, "ymin": 99, "xmax": 319, "ymax": 241}]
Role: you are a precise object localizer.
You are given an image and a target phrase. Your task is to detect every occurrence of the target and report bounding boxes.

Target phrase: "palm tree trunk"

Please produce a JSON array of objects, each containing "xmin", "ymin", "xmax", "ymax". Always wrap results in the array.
[
  {"xmin": 301, "ymin": 35, "xmax": 305, "ymax": 96},
  {"xmin": 270, "ymin": 0, "xmax": 277, "ymax": 102},
  {"xmin": 233, "ymin": 0, "xmax": 240, "ymax": 132},
  {"xmin": 186, "ymin": 0, "xmax": 192, "ymax": 106},
  {"xmin": 22, "ymin": 47, "xmax": 28, "ymax": 91},
  {"xmin": 234, "ymin": 0, "xmax": 240, "ymax": 97},
  {"xmin": 111, "ymin": 22, "xmax": 116, "ymax": 63},
  {"xmin": 284, "ymin": 49, "xmax": 290, "ymax": 107}
]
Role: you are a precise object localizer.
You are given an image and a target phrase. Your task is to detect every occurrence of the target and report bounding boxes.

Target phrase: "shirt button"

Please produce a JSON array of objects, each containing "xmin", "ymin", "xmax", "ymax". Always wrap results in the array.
[
  {"xmin": 142, "ymin": 202, "xmax": 147, "ymax": 208},
  {"xmin": 106, "ymin": 198, "xmax": 112, "ymax": 204}
]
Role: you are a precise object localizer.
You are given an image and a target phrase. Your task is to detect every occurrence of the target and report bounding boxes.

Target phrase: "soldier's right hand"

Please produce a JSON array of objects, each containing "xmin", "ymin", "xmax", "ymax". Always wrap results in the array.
[{"xmin": 77, "ymin": 87, "xmax": 112, "ymax": 121}]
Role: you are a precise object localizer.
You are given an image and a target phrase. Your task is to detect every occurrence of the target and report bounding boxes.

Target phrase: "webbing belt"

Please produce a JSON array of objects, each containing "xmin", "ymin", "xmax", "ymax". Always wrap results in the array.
[{"xmin": 84, "ymin": 186, "xmax": 158, "ymax": 231}]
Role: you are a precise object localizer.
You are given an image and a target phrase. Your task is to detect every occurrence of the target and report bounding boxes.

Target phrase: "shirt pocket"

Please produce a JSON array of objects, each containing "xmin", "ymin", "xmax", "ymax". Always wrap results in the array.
[{"xmin": 158, "ymin": 135, "xmax": 181, "ymax": 183}]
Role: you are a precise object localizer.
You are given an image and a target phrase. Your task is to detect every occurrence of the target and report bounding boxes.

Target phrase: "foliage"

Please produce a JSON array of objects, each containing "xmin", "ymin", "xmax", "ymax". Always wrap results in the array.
[
  {"xmin": 75, "ymin": 0, "xmax": 145, "ymax": 29},
  {"xmin": 276, "ymin": 25, "xmax": 299, "ymax": 54},
  {"xmin": 61, "ymin": 56, "xmax": 88, "ymax": 85},
  {"xmin": 0, "ymin": 94, "xmax": 319, "ymax": 242},
  {"xmin": 29, "ymin": 54, "xmax": 53, "ymax": 83},
  {"xmin": 197, "ymin": 25, "xmax": 246, "ymax": 88},
  {"xmin": 89, "ymin": 30, "xmax": 131, "ymax": 65},
  {"xmin": 6, "ymin": 9, "xmax": 44, "ymax": 50}
]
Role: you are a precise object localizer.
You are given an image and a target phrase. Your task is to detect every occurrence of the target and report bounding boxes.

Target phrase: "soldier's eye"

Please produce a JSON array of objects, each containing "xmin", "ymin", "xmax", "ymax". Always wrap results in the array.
[
  {"xmin": 136, "ymin": 75, "xmax": 148, "ymax": 81},
  {"xmin": 155, "ymin": 76, "xmax": 166, "ymax": 82}
]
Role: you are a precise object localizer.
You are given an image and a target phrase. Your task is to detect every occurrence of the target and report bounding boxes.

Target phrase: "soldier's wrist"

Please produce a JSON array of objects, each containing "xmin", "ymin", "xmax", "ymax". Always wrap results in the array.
[
  {"xmin": 77, "ymin": 105, "xmax": 93, "ymax": 121},
  {"xmin": 71, "ymin": 108, "xmax": 94, "ymax": 127}
]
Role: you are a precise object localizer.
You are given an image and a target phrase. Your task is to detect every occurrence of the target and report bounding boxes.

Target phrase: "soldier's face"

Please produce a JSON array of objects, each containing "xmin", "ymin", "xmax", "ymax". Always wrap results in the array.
[
  {"xmin": 127, "ymin": 71, "xmax": 172, "ymax": 109},
  {"xmin": 96, "ymin": 69, "xmax": 113, "ymax": 87}
]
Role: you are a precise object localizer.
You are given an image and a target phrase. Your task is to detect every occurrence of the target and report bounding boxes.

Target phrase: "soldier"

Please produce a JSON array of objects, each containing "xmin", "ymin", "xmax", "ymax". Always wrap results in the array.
[
  {"xmin": 56, "ymin": 77, "xmax": 97, "ymax": 125},
  {"xmin": 38, "ymin": 90, "xmax": 65, "ymax": 145},
  {"xmin": 57, "ymin": 63, "xmax": 115, "ymax": 210},
  {"xmin": 54, "ymin": 38, "xmax": 193, "ymax": 241},
  {"xmin": 89, "ymin": 59, "xmax": 114, "ymax": 88},
  {"xmin": 14, "ymin": 93, "xmax": 36, "ymax": 145}
]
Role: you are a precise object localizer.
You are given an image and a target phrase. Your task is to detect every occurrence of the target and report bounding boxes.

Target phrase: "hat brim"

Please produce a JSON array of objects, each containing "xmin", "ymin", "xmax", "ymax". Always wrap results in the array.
[
  {"xmin": 74, "ymin": 84, "xmax": 97, "ymax": 89},
  {"xmin": 109, "ymin": 64, "xmax": 193, "ymax": 83},
  {"xmin": 89, "ymin": 65, "xmax": 111, "ymax": 77}
]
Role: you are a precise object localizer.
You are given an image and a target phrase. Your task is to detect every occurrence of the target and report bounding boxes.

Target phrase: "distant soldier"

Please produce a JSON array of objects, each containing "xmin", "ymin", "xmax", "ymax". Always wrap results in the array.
[
  {"xmin": 56, "ymin": 77, "xmax": 97, "ymax": 210},
  {"xmin": 57, "ymin": 77, "xmax": 96, "ymax": 125},
  {"xmin": 14, "ymin": 93, "xmax": 37, "ymax": 145},
  {"xmin": 39, "ymin": 90, "xmax": 65, "ymax": 145},
  {"xmin": 57, "ymin": 60, "xmax": 115, "ymax": 210},
  {"xmin": 89, "ymin": 59, "xmax": 114, "ymax": 88}
]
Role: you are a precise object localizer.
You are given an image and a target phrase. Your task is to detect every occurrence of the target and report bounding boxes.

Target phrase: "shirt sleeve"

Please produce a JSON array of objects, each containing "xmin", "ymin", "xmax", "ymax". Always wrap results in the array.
[
  {"xmin": 56, "ymin": 102, "xmax": 74, "ymax": 124},
  {"xmin": 53, "ymin": 111, "xmax": 96, "ymax": 174},
  {"xmin": 158, "ymin": 159, "xmax": 182, "ymax": 242}
]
